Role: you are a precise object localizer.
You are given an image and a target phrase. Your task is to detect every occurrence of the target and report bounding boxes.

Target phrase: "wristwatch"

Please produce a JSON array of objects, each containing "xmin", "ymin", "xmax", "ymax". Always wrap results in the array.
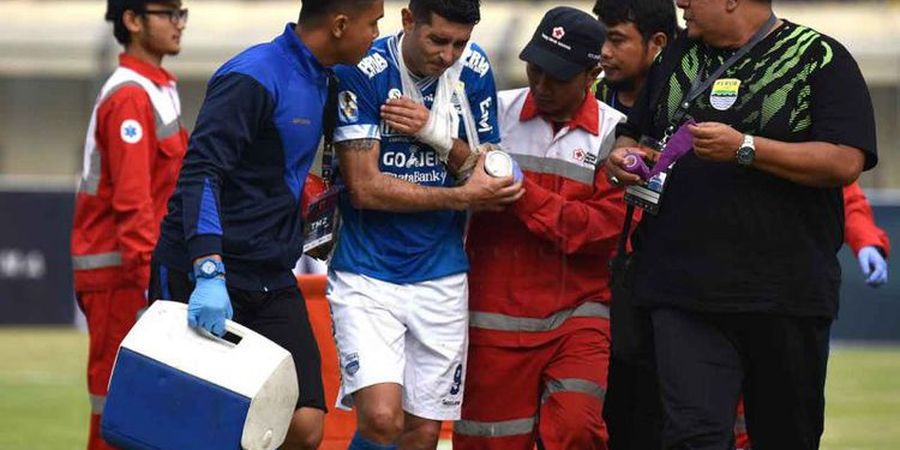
[
  {"xmin": 736, "ymin": 134, "xmax": 756, "ymax": 166},
  {"xmin": 194, "ymin": 258, "xmax": 226, "ymax": 280}
]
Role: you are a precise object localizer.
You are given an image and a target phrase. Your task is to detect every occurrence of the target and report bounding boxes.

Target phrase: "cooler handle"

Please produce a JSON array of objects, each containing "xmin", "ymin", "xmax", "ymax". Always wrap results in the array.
[{"xmin": 193, "ymin": 318, "xmax": 248, "ymax": 348}]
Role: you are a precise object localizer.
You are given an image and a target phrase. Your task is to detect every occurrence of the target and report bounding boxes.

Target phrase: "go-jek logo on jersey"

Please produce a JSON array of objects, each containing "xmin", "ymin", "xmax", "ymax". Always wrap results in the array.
[
  {"xmin": 382, "ymin": 145, "xmax": 440, "ymax": 169},
  {"xmin": 382, "ymin": 145, "xmax": 447, "ymax": 185}
]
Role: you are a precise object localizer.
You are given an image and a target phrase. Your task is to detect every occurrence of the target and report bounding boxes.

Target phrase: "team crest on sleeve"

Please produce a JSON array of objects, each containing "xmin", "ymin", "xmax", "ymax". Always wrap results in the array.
[
  {"xmin": 710, "ymin": 79, "xmax": 741, "ymax": 111},
  {"xmin": 339, "ymin": 91, "xmax": 359, "ymax": 123},
  {"xmin": 120, "ymin": 119, "xmax": 143, "ymax": 144}
]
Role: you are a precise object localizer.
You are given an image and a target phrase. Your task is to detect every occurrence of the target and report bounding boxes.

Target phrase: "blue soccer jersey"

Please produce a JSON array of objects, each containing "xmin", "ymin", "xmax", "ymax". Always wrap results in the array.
[{"xmin": 330, "ymin": 34, "xmax": 500, "ymax": 284}]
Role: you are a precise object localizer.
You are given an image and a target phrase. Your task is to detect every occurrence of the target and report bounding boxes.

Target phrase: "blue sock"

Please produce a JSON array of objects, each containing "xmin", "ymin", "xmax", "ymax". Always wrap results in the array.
[{"xmin": 348, "ymin": 431, "xmax": 397, "ymax": 450}]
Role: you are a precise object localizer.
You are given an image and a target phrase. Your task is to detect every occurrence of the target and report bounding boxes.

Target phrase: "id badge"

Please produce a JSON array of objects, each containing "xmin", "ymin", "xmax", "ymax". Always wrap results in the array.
[
  {"xmin": 624, "ymin": 136, "xmax": 669, "ymax": 215},
  {"xmin": 624, "ymin": 172, "xmax": 671, "ymax": 215},
  {"xmin": 303, "ymin": 186, "xmax": 343, "ymax": 260}
]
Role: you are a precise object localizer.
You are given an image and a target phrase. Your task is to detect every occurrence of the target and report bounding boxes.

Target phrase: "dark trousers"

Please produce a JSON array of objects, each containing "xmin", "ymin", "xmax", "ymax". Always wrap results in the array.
[
  {"xmin": 605, "ymin": 247, "xmax": 664, "ymax": 450},
  {"xmin": 604, "ymin": 355, "xmax": 663, "ymax": 450},
  {"xmin": 604, "ymin": 301, "xmax": 663, "ymax": 450},
  {"xmin": 652, "ymin": 307, "xmax": 831, "ymax": 450}
]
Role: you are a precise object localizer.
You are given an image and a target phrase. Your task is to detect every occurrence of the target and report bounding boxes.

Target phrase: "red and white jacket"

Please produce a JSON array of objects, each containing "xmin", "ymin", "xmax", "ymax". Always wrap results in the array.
[
  {"xmin": 844, "ymin": 182, "xmax": 891, "ymax": 257},
  {"xmin": 71, "ymin": 54, "xmax": 188, "ymax": 292},
  {"xmin": 467, "ymin": 88, "xmax": 628, "ymax": 347}
]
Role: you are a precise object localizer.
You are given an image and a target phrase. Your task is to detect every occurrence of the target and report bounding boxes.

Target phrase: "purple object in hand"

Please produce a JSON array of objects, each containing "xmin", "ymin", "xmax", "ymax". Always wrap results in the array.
[
  {"xmin": 623, "ymin": 152, "xmax": 650, "ymax": 180},
  {"xmin": 648, "ymin": 119, "xmax": 696, "ymax": 178}
]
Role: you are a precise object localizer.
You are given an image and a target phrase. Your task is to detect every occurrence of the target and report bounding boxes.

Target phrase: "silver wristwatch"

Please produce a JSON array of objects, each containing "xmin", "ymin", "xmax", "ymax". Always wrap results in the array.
[{"xmin": 736, "ymin": 134, "xmax": 756, "ymax": 166}]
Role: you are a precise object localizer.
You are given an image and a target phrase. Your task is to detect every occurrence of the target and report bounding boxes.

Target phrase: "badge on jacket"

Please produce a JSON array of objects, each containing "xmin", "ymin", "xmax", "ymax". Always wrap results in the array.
[
  {"xmin": 710, "ymin": 79, "xmax": 741, "ymax": 111},
  {"xmin": 120, "ymin": 119, "xmax": 144, "ymax": 144},
  {"xmin": 339, "ymin": 91, "xmax": 359, "ymax": 123},
  {"xmin": 303, "ymin": 186, "xmax": 343, "ymax": 261}
]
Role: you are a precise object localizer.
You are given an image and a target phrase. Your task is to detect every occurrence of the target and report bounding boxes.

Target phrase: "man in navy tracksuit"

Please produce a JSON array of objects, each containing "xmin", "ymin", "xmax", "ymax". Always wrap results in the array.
[{"xmin": 149, "ymin": 1, "xmax": 384, "ymax": 448}]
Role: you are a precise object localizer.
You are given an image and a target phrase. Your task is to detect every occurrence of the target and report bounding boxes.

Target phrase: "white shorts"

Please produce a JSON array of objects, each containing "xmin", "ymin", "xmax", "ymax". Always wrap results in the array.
[{"xmin": 326, "ymin": 269, "xmax": 469, "ymax": 421}]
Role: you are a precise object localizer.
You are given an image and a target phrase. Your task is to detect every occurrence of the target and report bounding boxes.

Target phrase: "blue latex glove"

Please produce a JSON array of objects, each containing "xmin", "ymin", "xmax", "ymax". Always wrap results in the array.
[
  {"xmin": 511, "ymin": 158, "xmax": 523, "ymax": 183},
  {"xmin": 187, "ymin": 277, "xmax": 233, "ymax": 336},
  {"xmin": 857, "ymin": 246, "xmax": 888, "ymax": 287}
]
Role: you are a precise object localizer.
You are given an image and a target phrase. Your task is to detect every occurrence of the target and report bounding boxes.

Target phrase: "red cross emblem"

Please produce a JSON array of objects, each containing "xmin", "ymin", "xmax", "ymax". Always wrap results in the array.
[
  {"xmin": 552, "ymin": 27, "xmax": 565, "ymax": 40},
  {"xmin": 573, "ymin": 148, "xmax": 586, "ymax": 162}
]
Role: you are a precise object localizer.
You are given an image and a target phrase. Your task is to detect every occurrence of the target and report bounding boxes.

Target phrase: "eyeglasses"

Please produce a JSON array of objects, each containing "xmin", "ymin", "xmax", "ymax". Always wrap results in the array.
[{"xmin": 141, "ymin": 8, "xmax": 189, "ymax": 25}]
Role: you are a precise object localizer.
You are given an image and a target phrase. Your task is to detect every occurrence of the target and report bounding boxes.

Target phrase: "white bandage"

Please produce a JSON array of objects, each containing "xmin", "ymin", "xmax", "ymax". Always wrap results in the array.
[{"xmin": 415, "ymin": 109, "xmax": 455, "ymax": 162}]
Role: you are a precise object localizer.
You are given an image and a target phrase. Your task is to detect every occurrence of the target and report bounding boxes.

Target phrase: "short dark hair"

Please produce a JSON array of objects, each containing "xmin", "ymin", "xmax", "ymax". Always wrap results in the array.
[
  {"xmin": 298, "ymin": 0, "xmax": 378, "ymax": 24},
  {"xmin": 593, "ymin": 0, "xmax": 676, "ymax": 41},
  {"xmin": 409, "ymin": 0, "xmax": 481, "ymax": 26},
  {"xmin": 110, "ymin": 13, "xmax": 132, "ymax": 45}
]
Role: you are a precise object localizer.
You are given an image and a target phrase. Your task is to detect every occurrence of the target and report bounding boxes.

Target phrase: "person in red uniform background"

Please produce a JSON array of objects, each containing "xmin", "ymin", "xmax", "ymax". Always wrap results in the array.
[
  {"xmin": 453, "ymin": 7, "xmax": 627, "ymax": 450},
  {"xmin": 70, "ymin": 1, "xmax": 188, "ymax": 448},
  {"xmin": 844, "ymin": 182, "xmax": 890, "ymax": 287}
]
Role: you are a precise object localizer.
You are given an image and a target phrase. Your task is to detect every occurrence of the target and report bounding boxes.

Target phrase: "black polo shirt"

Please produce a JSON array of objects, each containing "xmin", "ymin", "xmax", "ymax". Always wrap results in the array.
[
  {"xmin": 595, "ymin": 78, "xmax": 632, "ymax": 117},
  {"xmin": 618, "ymin": 21, "xmax": 877, "ymax": 318}
]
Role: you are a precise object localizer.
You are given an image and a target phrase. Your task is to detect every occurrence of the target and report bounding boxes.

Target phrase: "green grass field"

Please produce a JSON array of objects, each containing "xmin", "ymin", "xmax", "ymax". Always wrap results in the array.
[{"xmin": 1, "ymin": 328, "xmax": 898, "ymax": 450}]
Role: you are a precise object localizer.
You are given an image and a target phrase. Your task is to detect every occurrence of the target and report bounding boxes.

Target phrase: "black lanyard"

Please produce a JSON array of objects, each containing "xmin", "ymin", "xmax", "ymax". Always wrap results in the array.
[
  {"xmin": 666, "ymin": 14, "xmax": 778, "ymax": 135},
  {"xmin": 321, "ymin": 71, "xmax": 339, "ymax": 188},
  {"xmin": 615, "ymin": 15, "xmax": 779, "ymax": 259}
]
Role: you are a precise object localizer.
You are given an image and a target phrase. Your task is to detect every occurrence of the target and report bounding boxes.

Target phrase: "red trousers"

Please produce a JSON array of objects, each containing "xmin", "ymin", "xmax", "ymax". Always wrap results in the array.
[
  {"xmin": 77, "ymin": 288, "xmax": 147, "ymax": 450},
  {"xmin": 454, "ymin": 321, "xmax": 610, "ymax": 450}
]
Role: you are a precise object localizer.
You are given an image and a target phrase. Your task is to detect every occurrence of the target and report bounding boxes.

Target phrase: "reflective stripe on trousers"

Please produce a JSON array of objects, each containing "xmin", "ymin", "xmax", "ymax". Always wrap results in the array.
[
  {"xmin": 541, "ymin": 378, "xmax": 606, "ymax": 404},
  {"xmin": 454, "ymin": 417, "xmax": 536, "ymax": 438},
  {"xmin": 455, "ymin": 377, "xmax": 606, "ymax": 438},
  {"xmin": 469, "ymin": 301, "xmax": 610, "ymax": 332},
  {"xmin": 90, "ymin": 394, "xmax": 105, "ymax": 415},
  {"xmin": 72, "ymin": 252, "xmax": 122, "ymax": 270},
  {"xmin": 734, "ymin": 413, "xmax": 747, "ymax": 434}
]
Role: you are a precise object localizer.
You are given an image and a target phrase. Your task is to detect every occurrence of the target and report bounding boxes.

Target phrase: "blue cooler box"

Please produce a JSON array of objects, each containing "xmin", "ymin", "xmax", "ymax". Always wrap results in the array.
[{"xmin": 101, "ymin": 300, "xmax": 299, "ymax": 450}]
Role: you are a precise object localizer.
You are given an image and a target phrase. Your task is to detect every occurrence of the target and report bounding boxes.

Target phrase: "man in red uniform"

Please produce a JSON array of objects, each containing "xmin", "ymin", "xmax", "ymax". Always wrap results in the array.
[
  {"xmin": 70, "ymin": 1, "xmax": 188, "ymax": 448},
  {"xmin": 453, "ymin": 7, "xmax": 626, "ymax": 449}
]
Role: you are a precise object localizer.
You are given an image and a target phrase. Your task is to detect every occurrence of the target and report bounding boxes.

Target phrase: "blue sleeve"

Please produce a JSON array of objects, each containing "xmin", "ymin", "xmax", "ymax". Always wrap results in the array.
[
  {"xmin": 333, "ymin": 63, "xmax": 381, "ymax": 143},
  {"xmin": 462, "ymin": 47, "xmax": 501, "ymax": 145},
  {"xmin": 179, "ymin": 72, "xmax": 275, "ymax": 260}
]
